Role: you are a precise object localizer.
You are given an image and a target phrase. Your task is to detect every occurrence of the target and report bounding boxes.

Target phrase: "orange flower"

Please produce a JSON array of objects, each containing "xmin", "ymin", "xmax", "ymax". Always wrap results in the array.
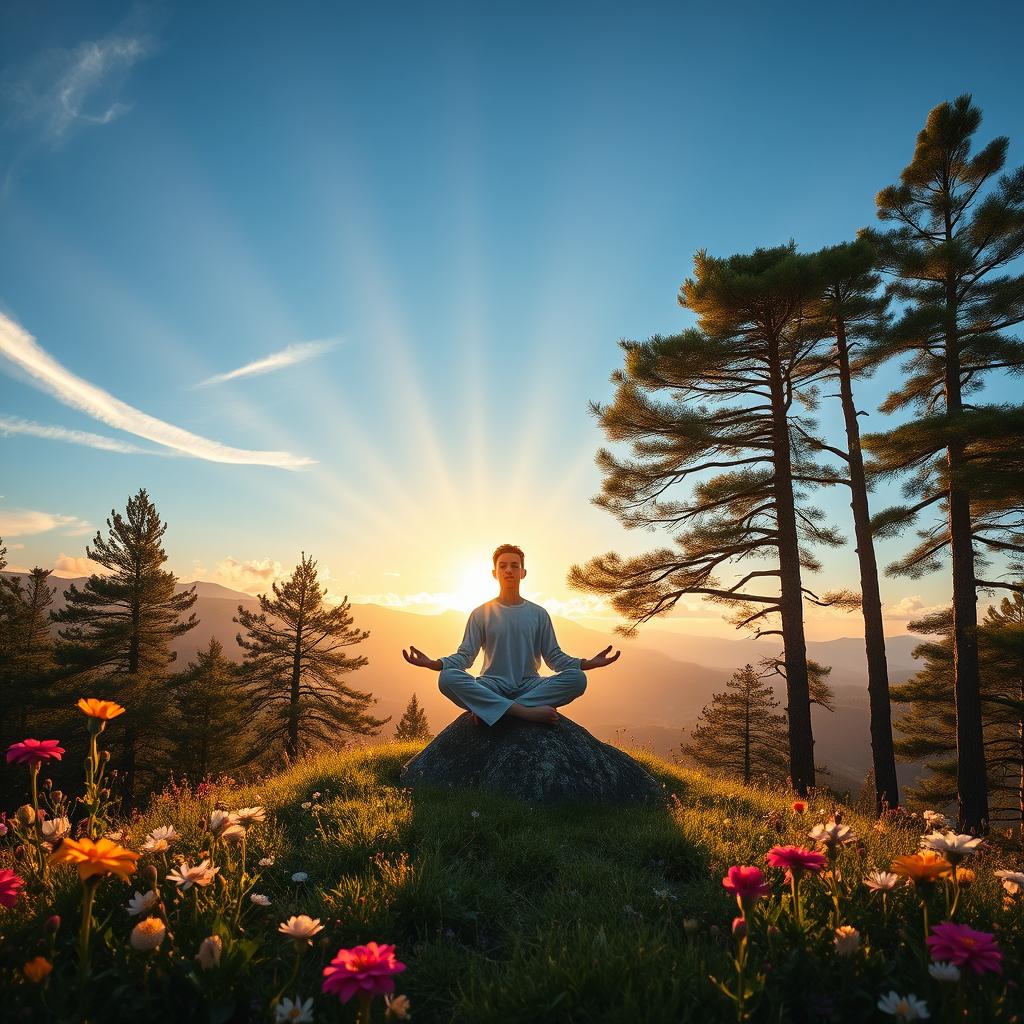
[
  {"xmin": 954, "ymin": 867, "xmax": 976, "ymax": 887},
  {"xmin": 77, "ymin": 698, "xmax": 126, "ymax": 720},
  {"xmin": 891, "ymin": 851, "xmax": 952, "ymax": 886},
  {"xmin": 49, "ymin": 837, "xmax": 138, "ymax": 881},
  {"xmin": 23, "ymin": 956, "xmax": 52, "ymax": 983}
]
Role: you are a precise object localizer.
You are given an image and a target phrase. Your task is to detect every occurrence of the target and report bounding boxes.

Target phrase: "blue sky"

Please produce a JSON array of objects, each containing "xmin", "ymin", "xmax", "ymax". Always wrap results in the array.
[{"xmin": 1, "ymin": 1, "xmax": 1022, "ymax": 638}]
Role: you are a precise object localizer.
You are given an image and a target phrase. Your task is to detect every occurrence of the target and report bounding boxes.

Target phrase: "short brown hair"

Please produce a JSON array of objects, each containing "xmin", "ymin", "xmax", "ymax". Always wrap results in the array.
[{"xmin": 492, "ymin": 544, "xmax": 525, "ymax": 567}]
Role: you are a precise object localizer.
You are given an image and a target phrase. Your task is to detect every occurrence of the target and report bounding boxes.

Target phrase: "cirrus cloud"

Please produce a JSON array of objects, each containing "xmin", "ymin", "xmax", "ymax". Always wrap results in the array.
[{"xmin": 198, "ymin": 339, "xmax": 340, "ymax": 387}]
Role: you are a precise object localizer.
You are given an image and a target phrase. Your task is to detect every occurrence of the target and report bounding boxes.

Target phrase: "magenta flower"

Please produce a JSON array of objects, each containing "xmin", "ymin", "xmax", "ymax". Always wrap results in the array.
[
  {"xmin": 722, "ymin": 866, "xmax": 771, "ymax": 908},
  {"xmin": 0, "ymin": 869, "xmax": 25, "ymax": 908},
  {"xmin": 6, "ymin": 739, "xmax": 65, "ymax": 766},
  {"xmin": 322, "ymin": 942, "xmax": 407, "ymax": 1003},
  {"xmin": 927, "ymin": 922, "xmax": 1003, "ymax": 975},
  {"xmin": 765, "ymin": 845, "xmax": 828, "ymax": 875}
]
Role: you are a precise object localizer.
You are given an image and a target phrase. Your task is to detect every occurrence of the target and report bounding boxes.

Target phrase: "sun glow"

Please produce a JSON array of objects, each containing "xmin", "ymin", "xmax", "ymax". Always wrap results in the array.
[{"xmin": 449, "ymin": 564, "xmax": 498, "ymax": 614}]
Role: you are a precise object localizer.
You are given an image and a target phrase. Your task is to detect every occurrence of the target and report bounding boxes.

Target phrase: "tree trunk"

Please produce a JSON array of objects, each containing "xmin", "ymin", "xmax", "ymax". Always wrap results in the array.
[
  {"xmin": 743, "ymin": 697, "xmax": 751, "ymax": 786},
  {"xmin": 768, "ymin": 334, "xmax": 815, "ymax": 793},
  {"xmin": 834, "ymin": 318, "xmax": 899, "ymax": 814}
]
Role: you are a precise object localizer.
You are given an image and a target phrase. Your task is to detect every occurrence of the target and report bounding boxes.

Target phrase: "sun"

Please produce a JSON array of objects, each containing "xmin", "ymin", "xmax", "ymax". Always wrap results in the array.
[{"xmin": 449, "ymin": 564, "xmax": 497, "ymax": 614}]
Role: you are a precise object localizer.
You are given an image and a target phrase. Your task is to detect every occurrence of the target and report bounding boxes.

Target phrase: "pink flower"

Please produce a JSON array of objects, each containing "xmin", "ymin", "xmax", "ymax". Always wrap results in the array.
[
  {"xmin": 766, "ymin": 846, "xmax": 828, "ymax": 875},
  {"xmin": 927, "ymin": 922, "xmax": 1003, "ymax": 975},
  {"xmin": 322, "ymin": 942, "xmax": 407, "ymax": 1003},
  {"xmin": 6, "ymin": 739, "xmax": 65, "ymax": 766},
  {"xmin": 722, "ymin": 866, "xmax": 771, "ymax": 907},
  {"xmin": 0, "ymin": 869, "xmax": 25, "ymax": 908}
]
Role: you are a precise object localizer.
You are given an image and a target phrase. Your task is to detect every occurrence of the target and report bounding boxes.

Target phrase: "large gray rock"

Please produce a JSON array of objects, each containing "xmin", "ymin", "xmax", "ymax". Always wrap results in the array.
[{"xmin": 399, "ymin": 712, "xmax": 666, "ymax": 804}]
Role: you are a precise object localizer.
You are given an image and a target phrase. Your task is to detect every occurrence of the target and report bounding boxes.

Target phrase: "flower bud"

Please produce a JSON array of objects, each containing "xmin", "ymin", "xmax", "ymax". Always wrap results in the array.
[
  {"xmin": 767, "ymin": 925, "xmax": 780, "ymax": 937},
  {"xmin": 43, "ymin": 778, "xmax": 53, "ymax": 791},
  {"xmin": 731, "ymin": 917, "xmax": 747, "ymax": 939},
  {"xmin": 15, "ymin": 805, "xmax": 35, "ymax": 827},
  {"xmin": 51, "ymin": 791, "xmax": 63, "ymax": 802},
  {"xmin": 45, "ymin": 915, "xmax": 61, "ymax": 933},
  {"xmin": 195, "ymin": 935, "xmax": 222, "ymax": 970},
  {"xmin": 144, "ymin": 864, "xmax": 158, "ymax": 887},
  {"xmin": 101, "ymin": 750, "xmax": 111, "ymax": 763},
  {"xmin": 14, "ymin": 844, "xmax": 26, "ymax": 861}
]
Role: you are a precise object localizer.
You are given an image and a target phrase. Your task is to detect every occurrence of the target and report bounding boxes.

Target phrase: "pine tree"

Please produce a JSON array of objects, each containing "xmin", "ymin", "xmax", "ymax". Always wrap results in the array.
[
  {"xmin": 679, "ymin": 664, "xmax": 789, "ymax": 785},
  {"xmin": 169, "ymin": 638, "xmax": 256, "ymax": 781},
  {"xmin": 891, "ymin": 596, "xmax": 1024, "ymax": 832},
  {"xmin": 807, "ymin": 239, "xmax": 900, "ymax": 813},
  {"xmin": 2, "ymin": 568, "xmax": 56, "ymax": 738},
  {"xmin": 569, "ymin": 245, "xmax": 856, "ymax": 794},
  {"xmin": 861, "ymin": 95, "xmax": 1024, "ymax": 832},
  {"xmin": 394, "ymin": 692, "xmax": 432, "ymax": 742},
  {"xmin": 235, "ymin": 554, "xmax": 388, "ymax": 760},
  {"xmin": 51, "ymin": 489, "xmax": 198, "ymax": 808}
]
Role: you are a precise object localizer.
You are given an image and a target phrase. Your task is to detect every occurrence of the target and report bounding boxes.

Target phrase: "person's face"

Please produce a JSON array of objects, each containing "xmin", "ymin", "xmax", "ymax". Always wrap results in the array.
[{"xmin": 492, "ymin": 553, "xmax": 526, "ymax": 586}]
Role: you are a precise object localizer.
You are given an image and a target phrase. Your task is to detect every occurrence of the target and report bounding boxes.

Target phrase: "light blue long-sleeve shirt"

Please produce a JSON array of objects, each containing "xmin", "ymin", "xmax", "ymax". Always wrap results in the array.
[{"xmin": 440, "ymin": 599, "xmax": 582, "ymax": 683}]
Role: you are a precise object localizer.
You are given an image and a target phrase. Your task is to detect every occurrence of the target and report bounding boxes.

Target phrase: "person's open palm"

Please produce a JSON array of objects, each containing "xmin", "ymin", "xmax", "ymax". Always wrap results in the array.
[
  {"xmin": 403, "ymin": 645, "xmax": 440, "ymax": 670},
  {"xmin": 584, "ymin": 645, "xmax": 621, "ymax": 670}
]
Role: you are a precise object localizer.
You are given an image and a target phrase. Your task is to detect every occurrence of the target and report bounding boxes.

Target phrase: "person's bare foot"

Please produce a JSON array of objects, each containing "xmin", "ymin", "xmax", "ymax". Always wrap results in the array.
[{"xmin": 506, "ymin": 703, "xmax": 559, "ymax": 725}]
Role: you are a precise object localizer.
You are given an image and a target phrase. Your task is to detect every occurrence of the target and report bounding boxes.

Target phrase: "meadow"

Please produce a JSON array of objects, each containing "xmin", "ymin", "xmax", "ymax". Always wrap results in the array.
[{"xmin": 1, "ymin": 702, "xmax": 1022, "ymax": 1022}]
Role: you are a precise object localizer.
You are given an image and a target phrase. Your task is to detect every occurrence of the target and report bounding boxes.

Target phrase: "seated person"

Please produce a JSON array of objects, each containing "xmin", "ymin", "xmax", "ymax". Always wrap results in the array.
[{"xmin": 402, "ymin": 543, "xmax": 620, "ymax": 725}]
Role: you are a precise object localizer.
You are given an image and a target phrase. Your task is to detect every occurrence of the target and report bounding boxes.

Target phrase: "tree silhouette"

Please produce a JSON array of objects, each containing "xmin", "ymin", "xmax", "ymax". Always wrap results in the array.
[
  {"xmin": 862, "ymin": 95, "xmax": 1024, "ymax": 832},
  {"xmin": 394, "ymin": 692, "xmax": 432, "ymax": 742},
  {"xmin": 570, "ymin": 245, "xmax": 856, "ymax": 794},
  {"xmin": 235, "ymin": 554, "xmax": 389, "ymax": 760}
]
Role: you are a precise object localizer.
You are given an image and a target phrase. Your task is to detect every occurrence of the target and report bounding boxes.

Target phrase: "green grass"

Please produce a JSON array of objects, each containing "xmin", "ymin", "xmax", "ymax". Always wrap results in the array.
[{"xmin": 3, "ymin": 743, "xmax": 1023, "ymax": 1022}]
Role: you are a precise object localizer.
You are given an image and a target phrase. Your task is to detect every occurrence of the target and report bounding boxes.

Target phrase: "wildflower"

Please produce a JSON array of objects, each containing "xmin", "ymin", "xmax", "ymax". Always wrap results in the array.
[
  {"xmin": 791, "ymin": 800, "xmax": 807, "ymax": 814},
  {"xmin": 45, "ymin": 914, "xmax": 61, "ymax": 933},
  {"xmin": 77, "ymin": 698, "xmax": 126, "ymax": 720},
  {"xmin": 23, "ymin": 956, "xmax": 52, "ymax": 983},
  {"xmin": 196, "ymin": 935, "xmax": 222, "ymax": 970},
  {"xmin": 321, "ymin": 942, "xmax": 407, "ymax": 1003},
  {"xmin": 891, "ymin": 852, "xmax": 951, "ymax": 887},
  {"xmin": 766, "ymin": 846, "xmax": 827, "ymax": 876},
  {"xmin": 167, "ymin": 859, "xmax": 220, "ymax": 890},
  {"xmin": 126, "ymin": 890, "xmax": 159, "ymax": 916},
  {"xmin": 834, "ymin": 925, "xmax": 860, "ymax": 956},
  {"xmin": 49, "ymin": 837, "xmax": 138, "ymax": 881},
  {"xmin": 995, "ymin": 869, "xmax": 1024, "ymax": 895},
  {"xmin": 953, "ymin": 867, "xmax": 975, "ymax": 887},
  {"xmin": 385, "ymin": 993, "xmax": 412, "ymax": 1020},
  {"xmin": 259, "ymin": 857, "xmax": 276, "ymax": 867},
  {"xmin": 142, "ymin": 825, "xmax": 178, "ymax": 853},
  {"xmin": 721, "ymin": 866, "xmax": 771, "ymax": 910},
  {"xmin": 312, "ymin": 791, "xmax": 322, "ymax": 799},
  {"xmin": 731, "ymin": 916, "xmax": 747, "ymax": 939},
  {"xmin": 926, "ymin": 922, "xmax": 1003, "ymax": 975},
  {"xmin": 291, "ymin": 871, "xmax": 308, "ymax": 883},
  {"xmin": 40, "ymin": 816, "xmax": 72, "ymax": 843},
  {"xmin": 130, "ymin": 917, "xmax": 167, "ymax": 951},
  {"xmin": 209, "ymin": 809, "xmax": 239, "ymax": 836},
  {"xmin": 864, "ymin": 870, "xmax": 901, "ymax": 892},
  {"xmin": 928, "ymin": 962, "xmax": 961, "ymax": 982},
  {"xmin": 877, "ymin": 992, "xmax": 929, "ymax": 1020},
  {"xmin": 919, "ymin": 831, "xmax": 984, "ymax": 864},
  {"xmin": 234, "ymin": 806, "xmax": 266, "ymax": 827},
  {"xmin": 279, "ymin": 915, "xmax": 325, "ymax": 945},
  {"xmin": 721, "ymin": 817, "xmax": 732, "ymax": 827},
  {"xmin": 922, "ymin": 810, "xmax": 952, "ymax": 830},
  {"xmin": 104, "ymin": 827, "xmax": 130, "ymax": 844},
  {"xmin": 301, "ymin": 802, "xmax": 312, "ymax": 810},
  {"xmin": 276, "ymin": 996, "xmax": 315, "ymax": 1023},
  {"xmin": 5, "ymin": 738, "xmax": 65, "ymax": 765},
  {"xmin": 251, "ymin": 893, "xmax": 271, "ymax": 906},
  {"xmin": 221, "ymin": 823, "xmax": 246, "ymax": 843},
  {"xmin": 809, "ymin": 819, "xmax": 856, "ymax": 850}
]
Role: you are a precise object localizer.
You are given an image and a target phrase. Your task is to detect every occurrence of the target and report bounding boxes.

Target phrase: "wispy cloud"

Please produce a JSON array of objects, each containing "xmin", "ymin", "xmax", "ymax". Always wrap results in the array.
[
  {"xmin": 0, "ymin": 414, "xmax": 166, "ymax": 455},
  {"xmin": 198, "ymin": 339, "xmax": 340, "ymax": 387},
  {"xmin": 52, "ymin": 553, "xmax": 108, "ymax": 578},
  {"xmin": 0, "ymin": 314, "xmax": 313, "ymax": 469},
  {"xmin": 4, "ymin": 33, "xmax": 151, "ymax": 140},
  {"xmin": 0, "ymin": 506, "xmax": 92, "ymax": 538},
  {"xmin": 210, "ymin": 556, "xmax": 287, "ymax": 594}
]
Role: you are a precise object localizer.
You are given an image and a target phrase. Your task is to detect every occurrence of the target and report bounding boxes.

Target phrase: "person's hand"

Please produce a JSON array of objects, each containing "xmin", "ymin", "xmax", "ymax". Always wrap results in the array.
[
  {"xmin": 580, "ymin": 645, "xmax": 621, "ymax": 671},
  {"xmin": 402, "ymin": 645, "xmax": 443, "ymax": 671}
]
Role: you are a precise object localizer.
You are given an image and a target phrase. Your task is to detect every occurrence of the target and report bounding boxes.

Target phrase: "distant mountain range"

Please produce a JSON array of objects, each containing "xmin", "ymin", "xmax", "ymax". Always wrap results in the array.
[{"xmin": 6, "ymin": 573, "xmax": 927, "ymax": 792}]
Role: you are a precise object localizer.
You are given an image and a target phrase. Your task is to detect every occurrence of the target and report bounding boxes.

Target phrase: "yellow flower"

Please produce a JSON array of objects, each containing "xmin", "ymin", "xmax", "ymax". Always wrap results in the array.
[
  {"xmin": 49, "ymin": 837, "xmax": 139, "ymax": 881},
  {"xmin": 130, "ymin": 917, "xmax": 167, "ymax": 951},
  {"xmin": 954, "ymin": 867, "xmax": 976, "ymax": 887},
  {"xmin": 891, "ymin": 851, "xmax": 952, "ymax": 886},
  {"xmin": 77, "ymin": 698, "xmax": 126, "ymax": 720},
  {"xmin": 23, "ymin": 956, "xmax": 52, "ymax": 983}
]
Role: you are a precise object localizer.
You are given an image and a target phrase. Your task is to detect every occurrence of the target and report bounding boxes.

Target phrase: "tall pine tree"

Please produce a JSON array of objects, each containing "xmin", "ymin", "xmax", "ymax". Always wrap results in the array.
[
  {"xmin": 235, "ymin": 554, "xmax": 388, "ymax": 760},
  {"xmin": 3, "ymin": 568, "xmax": 56, "ymax": 738},
  {"xmin": 570, "ymin": 245, "xmax": 856, "ymax": 794},
  {"xmin": 394, "ymin": 692, "xmax": 432, "ymax": 742},
  {"xmin": 52, "ymin": 489, "xmax": 198, "ymax": 808},
  {"xmin": 807, "ymin": 239, "xmax": 900, "ymax": 813},
  {"xmin": 679, "ymin": 664, "xmax": 789, "ymax": 785},
  {"xmin": 862, "ymin": 96, "xmax": 1024, "ymax": 832}
]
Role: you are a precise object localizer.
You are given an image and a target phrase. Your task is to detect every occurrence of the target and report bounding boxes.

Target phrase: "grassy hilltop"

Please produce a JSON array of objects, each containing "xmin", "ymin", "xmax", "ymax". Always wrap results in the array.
[{"xmin": 2, "ymin": 743, "xmax": 1022, "ymax": 1022}]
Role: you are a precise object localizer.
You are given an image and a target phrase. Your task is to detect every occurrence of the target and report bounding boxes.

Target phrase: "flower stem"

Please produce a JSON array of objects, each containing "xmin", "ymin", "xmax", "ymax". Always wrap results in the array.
[
  {"xmin": 78, "ymin": 878, "xmax": 99, "ymax": 987},
  {"xmin": 355, "ymin": 995, "xmax": 373, "ymax": 1024}
]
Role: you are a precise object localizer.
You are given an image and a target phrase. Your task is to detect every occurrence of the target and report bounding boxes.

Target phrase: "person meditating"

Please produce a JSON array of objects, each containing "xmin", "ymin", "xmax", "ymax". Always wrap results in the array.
[{"xmin": 401, "ymin": 544, "xmax": 621, "ymax": 726}]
